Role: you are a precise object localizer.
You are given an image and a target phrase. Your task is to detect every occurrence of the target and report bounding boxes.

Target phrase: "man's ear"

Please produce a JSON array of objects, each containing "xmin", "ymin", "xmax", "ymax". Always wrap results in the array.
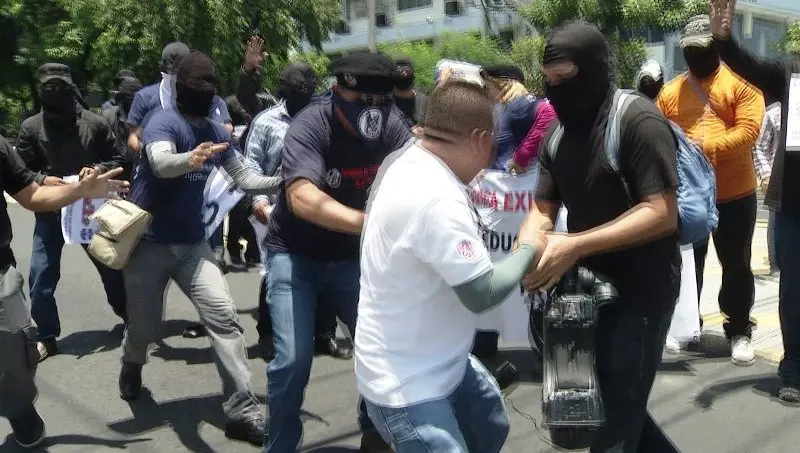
[{"xmin": 480, "ymin": 130, "xmax": 493, "ymax": 151}]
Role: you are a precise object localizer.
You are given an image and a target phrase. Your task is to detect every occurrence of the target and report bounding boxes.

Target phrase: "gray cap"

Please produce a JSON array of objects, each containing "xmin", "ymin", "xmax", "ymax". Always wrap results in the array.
[
  {"xmin": 680, "ymin": 15, "xmax": 713, "ymax": 49},
  {"xmin": 37, "ymin": 63, "xmax": 73, "ymax": 85},
  {"xmin": 160, "ymin": 42, "xmax": 191, "ymax": 74}
]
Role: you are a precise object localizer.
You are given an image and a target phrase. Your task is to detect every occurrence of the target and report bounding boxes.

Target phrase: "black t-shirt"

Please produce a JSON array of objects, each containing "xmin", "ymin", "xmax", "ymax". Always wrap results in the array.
[
  {"xmin": 0, "ymin": 136, "xmax": 36, "ymax": 267},
  {"xmin": 266, "ymin": 96, "xmax": 412, "ymax": 261},
  {"xmin": 536, "ymin": 95, "xmax": 681, "ymax": 311}
]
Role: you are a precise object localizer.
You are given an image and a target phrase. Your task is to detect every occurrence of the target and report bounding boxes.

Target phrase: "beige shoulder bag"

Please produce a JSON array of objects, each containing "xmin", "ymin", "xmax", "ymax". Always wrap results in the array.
[{"xmin": 87, "ymin": 199, "xmax": 153, "ymax": 270}]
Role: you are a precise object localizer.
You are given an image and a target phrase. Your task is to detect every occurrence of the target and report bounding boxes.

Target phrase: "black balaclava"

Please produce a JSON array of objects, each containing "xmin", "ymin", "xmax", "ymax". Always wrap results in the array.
[
  {"xmin": 115, "ymin": 76, "xmax": 142, "ymax": 116},
  {"xmin": 543, "ymin": 21, "xmax": 611, "ymax": 133},
  {"xmin": 175, "ymin": 51, "xmax": 218, "ymax": 118},
  {"xmin": 394, "ymin": 59, "xmax": 416, "ymax": 121},
  {"xmin": 38, "ymin": 63, "xmax": 78, "ymax": 125},
  {"xmin": 276, "ymin": 63, "xmax": 318, "ymax": 118},
  {"xmin": 683, "ymin": 46, "xmax": 721, "ymax": 80},
  {"xmin": 638, "ymin": 76, "xmax": 663, "ymax": 101}
]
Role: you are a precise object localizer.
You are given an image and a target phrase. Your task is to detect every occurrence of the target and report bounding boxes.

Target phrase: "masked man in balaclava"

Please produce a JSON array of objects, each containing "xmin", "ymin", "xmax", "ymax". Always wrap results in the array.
[
  {"xmin": 102, "ymin": 69, "xmax": 136, "ymax": 111},
  {"xmin": 120, "ymin": 51, "xmax": 283, "ymax": 446},
  {"xmin": 244, "ymin": 62, "xmax": 354, "ymax": 363},
  {"xmin": 126, "ymin": 42, "xmax": 234, "ymax": 155},
  {"xmin": 126, "ymin": 41, "xmax": 236, "ymax": 337},
  {"xmin": 518, "ymin": 21, "xmax": 682, "ymax": 451},
  {"xmin": 103, "ymin": 76, "xmax": 142, "ymax": 179},
  {"xmin": 16, "ymin": 63, "xmax": 128, "ymax": 362},
  {"xmin": 657, "ymin": 14, "xmax": 764, "ymax": 362},
  {"xmin": 261, "ymin": 52, "xmax": 411, "ymax": 453}
]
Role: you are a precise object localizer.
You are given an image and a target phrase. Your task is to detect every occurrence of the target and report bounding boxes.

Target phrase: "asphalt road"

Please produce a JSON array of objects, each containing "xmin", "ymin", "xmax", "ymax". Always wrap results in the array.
[{"xmin": 1, "ymin": 204, "xmax": 799, "ymax": 453}]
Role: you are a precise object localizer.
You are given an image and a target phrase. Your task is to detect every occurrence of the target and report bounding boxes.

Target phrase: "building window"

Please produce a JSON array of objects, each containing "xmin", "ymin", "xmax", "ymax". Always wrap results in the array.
[
  {"xmin": 347, "ymin": 0, "xmax": 367, "ymax": 19},
  {"xmin": 398, "ymin": 0, "xmax": 433, "ymax": 11}
]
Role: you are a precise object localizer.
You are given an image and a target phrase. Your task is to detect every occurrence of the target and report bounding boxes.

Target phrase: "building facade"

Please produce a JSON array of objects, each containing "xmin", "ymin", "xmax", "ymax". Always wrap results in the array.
[
  {"xmin": 308, "ymin": 0, "xmax": 527, "ymax": 54},
  {"xmin": 310, "ymin": 0, "xmax": 799, "ymax": 82}
]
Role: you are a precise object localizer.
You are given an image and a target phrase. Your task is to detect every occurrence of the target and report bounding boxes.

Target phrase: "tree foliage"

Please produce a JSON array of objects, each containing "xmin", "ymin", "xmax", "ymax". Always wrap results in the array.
[
  {"xmin": 783, "ymin": 21, "xmax": 800, "ymax": 56},
  {"xmin": 379, "ymin": 33, "xmax": 545, "ymax": 94},
  {"xmin": 520, "ymin": 0, "xmax": 705, "ymax": 88},
  {"xmin": 0, "ymin": 0, "xmax": 339, "ymax": 137}
]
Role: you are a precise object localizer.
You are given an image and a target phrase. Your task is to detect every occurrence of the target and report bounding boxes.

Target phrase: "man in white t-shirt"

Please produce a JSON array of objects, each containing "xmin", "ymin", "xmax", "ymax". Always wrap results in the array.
[{"xmin": 355, "ymin": 80, "xmax": 546, "ymax": 452}]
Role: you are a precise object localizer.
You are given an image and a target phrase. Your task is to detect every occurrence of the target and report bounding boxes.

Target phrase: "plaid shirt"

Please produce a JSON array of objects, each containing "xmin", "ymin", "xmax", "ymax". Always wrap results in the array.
[
  {"xmin": 753, "ymin": 102, "xmax": 781, "ymax": 182},
  {"xmin": 244, "ymin": 101, "xmax": 290, "ymax": 207}
]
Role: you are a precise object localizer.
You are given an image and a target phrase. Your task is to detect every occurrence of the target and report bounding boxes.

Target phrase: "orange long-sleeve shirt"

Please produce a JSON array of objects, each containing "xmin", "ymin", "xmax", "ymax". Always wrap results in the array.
[{"xmin": 657, "ymin": 65, "xmax": 764, "ymax": 202}]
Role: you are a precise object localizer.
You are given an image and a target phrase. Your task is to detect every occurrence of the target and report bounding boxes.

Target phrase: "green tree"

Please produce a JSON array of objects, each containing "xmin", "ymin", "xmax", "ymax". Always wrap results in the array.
[
  {"xmin": 783, "ymin": 21, "xmax": 800, "ymax": 56},
  {"xmin": 0, "ymin": 0, "xmax": 340, "ymax": 135},
  {"xmin": 520, "ymin": 0, "xmax": 705, "ymax": 87},
  {"xmin": 380, "ymin": 33, "xmax": 512, "ymax": 93},
  {"xmin": 508, "ymin": 36, "xmax": 547, "ymax": 95}
]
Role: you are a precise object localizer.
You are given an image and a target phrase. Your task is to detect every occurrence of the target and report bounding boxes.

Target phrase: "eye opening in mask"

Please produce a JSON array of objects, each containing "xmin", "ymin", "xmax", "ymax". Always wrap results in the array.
[
  {"xmin": 355, "ymin": 92, "xmax": 394, "ymax": 107},
  {"xmin": 542, "ymin": 62, "xmax": 578, "ymax": 86}
]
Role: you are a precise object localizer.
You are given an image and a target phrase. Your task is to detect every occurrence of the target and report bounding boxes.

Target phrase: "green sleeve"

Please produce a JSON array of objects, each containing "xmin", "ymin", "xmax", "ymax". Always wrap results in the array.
[{"xmin": 453, "ymin": 244, "xmax": 537, "ymax": 314}]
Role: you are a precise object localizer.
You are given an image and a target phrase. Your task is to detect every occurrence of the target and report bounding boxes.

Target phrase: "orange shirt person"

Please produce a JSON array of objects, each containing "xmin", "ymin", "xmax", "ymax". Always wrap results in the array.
[
  {"xmin": 657, "ymin": 38, "xmax": 764, "ymax": 202},
  {"xmin": 656, "ymin": 14, "xmax": 764, "ymax": 366}
]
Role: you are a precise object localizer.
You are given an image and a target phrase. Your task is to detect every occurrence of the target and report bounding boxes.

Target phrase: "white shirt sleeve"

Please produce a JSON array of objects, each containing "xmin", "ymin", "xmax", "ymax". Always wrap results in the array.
[{"xmin": 411, "ymin": 198, "xmax": 493, "ymax": 287}]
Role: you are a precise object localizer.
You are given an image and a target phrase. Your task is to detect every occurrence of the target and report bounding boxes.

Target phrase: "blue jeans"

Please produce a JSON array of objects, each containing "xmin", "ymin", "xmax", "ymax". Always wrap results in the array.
[
  {"xmin": 29, "ymin": 213, "xmax": 126, "ymax": 340},
  {"xmin": 264, "ymin": 253, "xmax": 372, "ymax": 452},
  {"xmin": 775, "ymin": 210, "xmax": 800, "ymax": 384},
  {"xmin": 364, "ymin": 355, "xmax": 509, "ymax": 453}
]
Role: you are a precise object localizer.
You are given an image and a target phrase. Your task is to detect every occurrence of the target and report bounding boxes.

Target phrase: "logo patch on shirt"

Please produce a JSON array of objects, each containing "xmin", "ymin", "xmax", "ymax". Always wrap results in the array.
[
  {"xmin": 326, "ymin": 168, "xmax": 342, "ymax": 189},
  {"xmin": 358, "ymin": 108, "xmax": 383, "ymax": 140},
  {"xmin": 456, "ymin": 239, "xmax": 477, "ymax": 260}
]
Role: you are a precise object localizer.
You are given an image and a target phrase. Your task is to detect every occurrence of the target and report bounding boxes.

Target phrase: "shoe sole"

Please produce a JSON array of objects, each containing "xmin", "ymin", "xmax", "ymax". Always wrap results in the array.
[
  {"xmin": 16, "ymin": 427, "xmax": 46, "ymax": 449},
  {"xmin": 731, "ymin": 357, "xmax": 755, "ymax": 367}
]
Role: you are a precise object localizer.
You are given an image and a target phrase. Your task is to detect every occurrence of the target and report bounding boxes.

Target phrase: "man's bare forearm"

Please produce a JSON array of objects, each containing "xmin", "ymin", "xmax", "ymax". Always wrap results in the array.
[
  {"xmin": 15, "ymin": 183, "xmax": 86, "ymax": 212},
  {"xmin": 287, "ymin": 180, "xmax": 364, "ymax": 235},
  {"xmin": 572, "ymin": 201, "xmax": 676, "ymax": 258}
]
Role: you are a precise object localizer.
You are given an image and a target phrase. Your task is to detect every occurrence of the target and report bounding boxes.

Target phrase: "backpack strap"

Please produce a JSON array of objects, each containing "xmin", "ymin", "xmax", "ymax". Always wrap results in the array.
[
  {"xmin": 546, "ymin": 124, "xmax": 565, "ymax": 161},
  {"xmin": 604, "ymin": 89, "xmax": 640, "ymax": 203}
]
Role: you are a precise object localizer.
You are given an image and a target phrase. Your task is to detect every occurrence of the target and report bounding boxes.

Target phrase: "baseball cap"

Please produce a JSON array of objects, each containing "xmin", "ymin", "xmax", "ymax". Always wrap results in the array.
[
  {"xmin": 37, "ymin": 63, "xmax": 73, "ymax": 85},
  {"xmin": 680, "ymin": 15, "xmax": 713, "ymax": 49},
  {"xmin": 330, "ymin": 52, "xmax": 395, "ymax": 94},
  {"xmin": 636, "ymin": 59, "xmax": 664, "ymax": 83}
]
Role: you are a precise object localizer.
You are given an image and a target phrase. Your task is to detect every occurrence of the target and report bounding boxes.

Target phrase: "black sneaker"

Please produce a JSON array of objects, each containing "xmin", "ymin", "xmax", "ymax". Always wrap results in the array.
[
  {"xmin": 10, "ymin": 407, "xmax": 45, "ymax": 448},
  {"xmin": 315, "ymin": 338, "xmax": 353, "ymax": 360},
  {"xmin": 225, "ymin": 415, "xmax": 266, "ymax": 446},
  {"xmin": 36, "ymin": 338, "xmax": 58, "ymax": 363},
  {"xmin": 119, "ymin": 362, "xmax": 143, "ymax": 401},
  {"xmin": 778, "ymin": 382, "xmax": 800, "ymax": 404}
]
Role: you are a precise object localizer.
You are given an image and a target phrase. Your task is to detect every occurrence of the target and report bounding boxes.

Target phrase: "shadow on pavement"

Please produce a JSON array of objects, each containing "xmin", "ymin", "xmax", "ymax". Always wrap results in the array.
[
  {"xmin": 107, "ymin": 389, "xmax": 330, "ymax": 453},
  {"xmin": 0, "ymin": 433, "xmax": 150, "ymax": 452},
  {"xmin": 147, "ymin": 319, "xmax": 260, "ymax": 366},
  {"xmin": 300, "ymin": 428, "xmax": 362, "ymax": 452},
  {"xmin": 108, "ymin": 390, "xmax": 229, "ymax": 453},
  {"xmin": 56, "ymin": 324, "xmax": 124, "ymax": 359},
  {"xmin": 694, "ymin": 373, "xmax": 779, "ymax": 409}
]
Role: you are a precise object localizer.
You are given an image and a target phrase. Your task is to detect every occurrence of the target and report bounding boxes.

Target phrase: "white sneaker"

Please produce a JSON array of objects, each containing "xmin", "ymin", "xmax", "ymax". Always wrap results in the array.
[
  {"xmin": 664, "ymin": 336, "xmax": 682, "ymax": 354},
  {"xmin": 730, "ymin": 336, "xmax": 755, "ymax": 366}
]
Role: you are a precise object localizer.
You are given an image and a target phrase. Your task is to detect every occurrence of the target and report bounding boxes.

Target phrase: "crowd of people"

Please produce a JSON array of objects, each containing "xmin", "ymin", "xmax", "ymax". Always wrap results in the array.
[{"xmin": 0, "ymin": 0, "xmax": 798, "ymax": 451}]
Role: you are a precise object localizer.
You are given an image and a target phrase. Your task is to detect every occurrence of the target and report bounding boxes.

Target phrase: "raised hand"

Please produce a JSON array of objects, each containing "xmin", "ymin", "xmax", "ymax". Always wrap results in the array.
[
  {"xmin": 244, "ymin": 35, "xmax": 268, "ymax": 71},
  {"xmin": 709, "ymin": 0, "xmax": 735, "ymax": 39},
  {"xmin": 189, "ymin": 142, "xmax": 229, "ymax": 170},
  {"xmin": 78, "ymin": 167, "xmax": 130, "ymax": 199}
]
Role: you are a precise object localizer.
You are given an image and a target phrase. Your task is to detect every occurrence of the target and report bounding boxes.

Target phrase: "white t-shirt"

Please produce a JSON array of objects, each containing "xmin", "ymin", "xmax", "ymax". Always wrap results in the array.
[{"xmin": 355, "ymin": 143, "xmax": 494, "ymax": 408}]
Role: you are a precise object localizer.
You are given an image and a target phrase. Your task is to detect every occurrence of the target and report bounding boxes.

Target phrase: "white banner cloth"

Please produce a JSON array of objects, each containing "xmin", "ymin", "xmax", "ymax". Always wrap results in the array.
[
  {"xmin": 60, "ymin": 175, "xmax": 107, "ymax": 244},
  {"xmin": 203, "ymin": 168, "xmax": 244, "ymax": 239}
]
